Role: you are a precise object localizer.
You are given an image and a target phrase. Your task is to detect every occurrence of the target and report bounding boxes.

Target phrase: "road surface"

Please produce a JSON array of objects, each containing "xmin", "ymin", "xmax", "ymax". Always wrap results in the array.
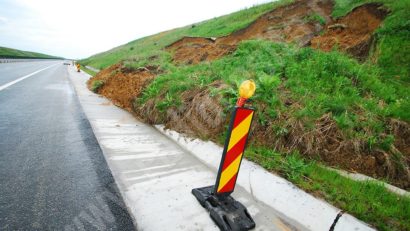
[{"xmin": 0, "ymin": 61, "xmax": 135, "ymax": 230}]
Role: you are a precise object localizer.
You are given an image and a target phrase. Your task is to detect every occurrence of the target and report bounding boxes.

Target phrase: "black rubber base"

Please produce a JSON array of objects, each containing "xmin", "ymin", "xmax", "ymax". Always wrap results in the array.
[{"xmin": 192, "ymin": 186, "xmax": 255, "ymax": 231}]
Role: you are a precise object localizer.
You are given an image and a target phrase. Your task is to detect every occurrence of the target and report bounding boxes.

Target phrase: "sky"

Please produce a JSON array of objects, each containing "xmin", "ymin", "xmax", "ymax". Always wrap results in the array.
[{"xmin": 0, "ymin": 0, "xmax": 272, "ymax": 59}]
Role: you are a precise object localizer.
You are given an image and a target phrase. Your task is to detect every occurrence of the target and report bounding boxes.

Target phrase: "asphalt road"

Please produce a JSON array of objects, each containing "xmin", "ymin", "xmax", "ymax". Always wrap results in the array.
[{"xmin": 0, "ymin": 61, "xmax": 135, "ymax": 230}]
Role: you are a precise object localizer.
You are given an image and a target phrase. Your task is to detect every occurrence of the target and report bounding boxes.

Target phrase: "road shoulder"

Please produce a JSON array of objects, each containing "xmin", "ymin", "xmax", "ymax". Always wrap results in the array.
[{"xmin": 67, "ymin": 68, "xmax": 300, "ymax": 231}]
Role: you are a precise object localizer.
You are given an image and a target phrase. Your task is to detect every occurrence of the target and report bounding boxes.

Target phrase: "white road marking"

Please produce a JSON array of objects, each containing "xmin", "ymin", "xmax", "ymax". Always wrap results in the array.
[{"xmin": 0, "ymin": 63, "xmax": 59, "ymax": 91}]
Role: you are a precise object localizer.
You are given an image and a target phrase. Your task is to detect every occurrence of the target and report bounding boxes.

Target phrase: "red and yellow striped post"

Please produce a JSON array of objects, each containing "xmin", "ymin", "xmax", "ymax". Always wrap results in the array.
[
  {"xmin": 215, "ymin": 80, "xmax": 255, "ymax": 196},
  {"xmin": 214, "ymin": 106, "xmax": 254, "ymax": 195},
  {"xmin": 192, "ymin": 80, "xmax": 256, "ymax": 231}
]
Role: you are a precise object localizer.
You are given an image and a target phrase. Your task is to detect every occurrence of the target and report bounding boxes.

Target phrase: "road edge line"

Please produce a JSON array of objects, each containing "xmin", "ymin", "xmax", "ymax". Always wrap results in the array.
[
  {"xmin": 65, "ymin": 68, "xmax": 140, "ymax": 230},
  {"xmin": 0, "ymin": 63, "xmax": 59, "ymax": 91}
]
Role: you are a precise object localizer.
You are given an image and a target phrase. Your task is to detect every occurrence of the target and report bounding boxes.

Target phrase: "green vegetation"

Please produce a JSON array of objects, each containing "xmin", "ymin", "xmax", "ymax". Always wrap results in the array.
[
  {"xmin": 140, "ymin": 41, "xmax": 408, "ymax": 133},
  {"xmin": 132, "ymin": 23, "xmax": 410, "ymax": 231},
  {"xmin": 81, "ymin": 0, "xmax": 409, "ymax": 83},
  {"xmin": 80, "ymin": 66, "xmax": 98, "ymax": 77},
  {"xmin": 91, "ymin": 80, "xmax": 104, "ymax": 93},
  {"xmin": 304, "ymin": 13, "xmax": 326, "ymax": 25},
  {"xmin": 81, "ymin": 0, "xmax": 410, "ymax": 230},
  {"xmin": 332, "ymin": 0, "xmax": 410, "ymax": 82},
  {"xmin": 247, "ymin": 146, "xmax": 410, "ymax": 231},
  {"xmin": 79, "ymin": 0, "xmax": 293, "ymax": 69},
  {"xmin": 0, "ymin": 46, "xmax": 60, "ymax": 59}
]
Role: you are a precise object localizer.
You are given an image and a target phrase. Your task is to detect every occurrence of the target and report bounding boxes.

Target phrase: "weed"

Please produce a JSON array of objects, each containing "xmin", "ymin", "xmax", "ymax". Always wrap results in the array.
[
  {"xmin": 247, "ymin": 146, "xmax": 410, "ymax": 231},
  {"xmin": 283, "ymin": 152, "xmax": 310, "ymax": 181},
  {"xmin": 332, "ymin": 0, "xmax": 410, "ymax": 82},
  {"xmin": 91, "ymin": 80, "xmax": 104, "ymax": 93},
  {"xmin": 80, "ymin": 1, "xmax": 410, "ymax": 229},
  {"xmin": 304, "ymin": 13, "xmax": 326, "ymax": 25}
]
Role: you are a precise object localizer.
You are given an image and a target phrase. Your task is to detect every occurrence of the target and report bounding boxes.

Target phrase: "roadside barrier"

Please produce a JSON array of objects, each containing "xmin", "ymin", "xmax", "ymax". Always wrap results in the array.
[{"xmin": 192, "ymin": 80, "xmax": 256, "ymax": 231}]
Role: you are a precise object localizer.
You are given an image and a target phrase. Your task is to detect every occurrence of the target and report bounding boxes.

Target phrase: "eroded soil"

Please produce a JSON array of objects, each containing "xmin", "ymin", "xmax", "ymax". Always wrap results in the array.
[
  {"xmin": 88, "ymin": 0, "xmax": 410, "ymax": 189},
  {"xmin": 311, "ymin": 3, "xmax": 389, "ymax": 60},
  {"xmin": 87, "ymin": 64, "xmax": 156, "ymax": 111},
  {"xmin": 166, "ymin": 0, "xmax": 387, "ymax": 64}
]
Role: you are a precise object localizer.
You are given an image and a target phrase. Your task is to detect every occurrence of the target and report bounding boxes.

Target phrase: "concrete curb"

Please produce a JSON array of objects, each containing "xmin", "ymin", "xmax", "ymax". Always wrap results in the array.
[
  {"xmin": 67, "ymin": 68, "xmax": 303, "ymax": 231},
  {"xmin": 154, "ymin": 125, "xmax": 376, "ymax": 231}
]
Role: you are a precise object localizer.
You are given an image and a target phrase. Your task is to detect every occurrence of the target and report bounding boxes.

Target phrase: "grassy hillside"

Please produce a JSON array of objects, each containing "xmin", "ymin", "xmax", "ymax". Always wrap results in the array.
[
  {"xmin": 80, "ymin": 0, "xmax": 293, "ymax": 69},
  {"xmin": 0, "ymin": 46, "xmax": 60, "ymax": 59},
  {"xmin": 83, "ymin": 0, "xmax": 410, "ymax": 230}
]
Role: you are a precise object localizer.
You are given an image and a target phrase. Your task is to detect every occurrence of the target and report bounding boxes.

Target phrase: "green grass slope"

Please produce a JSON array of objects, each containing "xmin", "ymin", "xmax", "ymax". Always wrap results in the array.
[
  {"xmin": 81, "ymin": 0, "xmax": 409, "ymax": 82},
  {"xmin": 83, "ymin": 0, "xmax": 410, "ymax": 230},
  {"xmin": 80, "ymin": 0, "xmax": 293, "ymax": 69},
  {"xmin": 0, "ymin": 46, "xmax": 61, "ymax": 59}
]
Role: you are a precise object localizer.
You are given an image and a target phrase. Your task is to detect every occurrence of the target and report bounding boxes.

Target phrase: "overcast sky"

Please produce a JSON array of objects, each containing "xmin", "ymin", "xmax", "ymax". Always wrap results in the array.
[{"xmin": 0, "ymin": 0, "xmax": 272, "ymax": 59}]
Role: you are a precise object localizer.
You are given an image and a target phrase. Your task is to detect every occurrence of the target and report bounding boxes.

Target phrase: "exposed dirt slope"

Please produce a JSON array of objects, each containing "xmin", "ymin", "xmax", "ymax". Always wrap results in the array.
[
  {"xmin": 166, "ymin": 0, "xmax": 387, "ymax": 64},
  {"xmin": 88, "ymin": 0, "xmax": 410, "ymax": 189},
  {"xmin": 311, "ymin": 3, "xmax": 388, "ymax": 60},
  {"xmin": 87, "ymin": 64, "xmax": 156, "ymax": 111}
]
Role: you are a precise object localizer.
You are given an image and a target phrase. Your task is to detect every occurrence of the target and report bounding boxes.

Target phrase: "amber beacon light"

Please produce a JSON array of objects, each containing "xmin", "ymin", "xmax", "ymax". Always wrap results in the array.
[{"xmin": 192, "ymin": 80, "xmax": 256, "ymax": 231}]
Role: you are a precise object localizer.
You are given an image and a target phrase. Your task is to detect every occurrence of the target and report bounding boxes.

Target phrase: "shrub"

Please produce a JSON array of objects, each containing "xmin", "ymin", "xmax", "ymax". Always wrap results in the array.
[{"xmin": 91, "ymin": 80, "xmax": 104, "ymax": 93}]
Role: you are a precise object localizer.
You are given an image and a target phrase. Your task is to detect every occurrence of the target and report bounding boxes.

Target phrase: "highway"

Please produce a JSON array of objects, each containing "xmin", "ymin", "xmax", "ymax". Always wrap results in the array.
[{"xmin": 0, "ymin": 61, "xmax": 135, "ymax": 230}]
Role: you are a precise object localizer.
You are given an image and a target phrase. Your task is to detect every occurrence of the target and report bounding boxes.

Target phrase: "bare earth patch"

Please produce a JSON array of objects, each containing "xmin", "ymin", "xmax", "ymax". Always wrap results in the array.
[
  {"xmin": 88, "ymin": 0, "xmax": 410, "ymax": 189},
  {"xmin": 87, "ymin": 64, "xmax": 156, "ymax": 111}
]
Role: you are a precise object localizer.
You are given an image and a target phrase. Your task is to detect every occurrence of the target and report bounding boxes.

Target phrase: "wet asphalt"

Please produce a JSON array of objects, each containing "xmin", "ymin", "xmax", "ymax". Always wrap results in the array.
[{"xmin": 0, "ymin": 61, "xmax": 135, "ymax": 230}]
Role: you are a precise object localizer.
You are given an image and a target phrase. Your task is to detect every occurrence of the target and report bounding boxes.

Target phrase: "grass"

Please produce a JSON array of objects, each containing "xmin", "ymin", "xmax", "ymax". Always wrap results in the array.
[
  {"xmin": 304, "ymin": 13, "xmax": 326, "ymax": 25},
  {"xmin": 90, "ymin": 80, "xmax": 104, "ymax": 93},
  {"xmin": 79, "ymin": 0, "xmax": 293, "ymax": 70},
  {"xmin": 246, "ymin": 146, "xmax": 410, "ymax": 231},
  {"xmin": 332, "ymin": 0, "xmax": 410, "ymax": 83},
  {"xmin": 135, "ymin": 40, "xmax": 409, "ymax": 230},
  {"xmin": 140, "ymin": 41, "xmax": 408, "ymax": 132},
  {"xmin": 80, "ymin": 0, "xmax": 410, "ymax": 83},
  {"xmin": 80, "ymin": 66, "xmax": 98, "ymax": 77},
  {"xmin": 0, "ymin": 46, "xmax": 60, "ymax": 59},
  {"xmin": 81, "ymin": 0, "xmax": 410, "ymax": 230}
]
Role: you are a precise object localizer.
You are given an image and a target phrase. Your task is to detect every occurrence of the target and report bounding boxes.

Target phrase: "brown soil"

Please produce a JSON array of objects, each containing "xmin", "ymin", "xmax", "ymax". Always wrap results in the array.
[
  {"xmin": 88, "ymin": 0, "xmax": 410, "ymax": 189},
  {"xmin": 87, "ymin": 63, "xmax": 156, "ymax": 111},
  {"xmin": 311, "ymin": 3, "xmax": 388, "ymax": 60},
  {"xmin": 167, "ymin": 0, "xmax": 333, "ymax": 64},
  {"xmin": 166, "ymin": 37, "xmax": 236, "ymax": 65},
  {"xmin": 136, "ymin": 81, "xmax": 228, "ymax": 138},
  {"xmin": 251, "ymin": 111, "xmax": 410, "ymax": 189},
  {"xmin": 166, "ymin": 0, "xmax": 388, "ymax": 64}
]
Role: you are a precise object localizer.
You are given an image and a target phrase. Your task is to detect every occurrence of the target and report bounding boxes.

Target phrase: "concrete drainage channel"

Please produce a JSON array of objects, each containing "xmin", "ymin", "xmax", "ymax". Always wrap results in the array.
[
  {"xmin": 155, "ymin": 126, "xmax": 375, "ymax": 231},
  {"xmin": 67, "ymin": 67, "xmax": 375, "ymax": 231}
]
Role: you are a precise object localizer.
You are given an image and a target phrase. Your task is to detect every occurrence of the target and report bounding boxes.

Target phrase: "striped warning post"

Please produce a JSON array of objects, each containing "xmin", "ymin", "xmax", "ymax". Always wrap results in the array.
[{"xmin": 214, "ymin": 107, "xmax": 254, "ymax": 195}]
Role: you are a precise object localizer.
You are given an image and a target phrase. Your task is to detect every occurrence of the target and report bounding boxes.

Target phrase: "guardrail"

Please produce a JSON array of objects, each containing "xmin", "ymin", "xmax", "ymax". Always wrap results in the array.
[
  {"xmin": 0, "ymin": 58, "xmax": 62, "ymax": 63},
  {"xmin": 84, "ymin": 65, "xmax": 100, "ymax": 72}
]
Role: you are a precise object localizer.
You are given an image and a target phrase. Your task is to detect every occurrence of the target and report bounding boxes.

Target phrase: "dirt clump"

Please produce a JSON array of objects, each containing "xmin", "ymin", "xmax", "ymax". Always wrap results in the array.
[
  {"xmin": 88, "ymin": 63, "xmax": 156, "ymax": 111},
  {"xmin": 311, "ymin": 3, "xmax": 389, "ymax": 60},
  {"xmin": 167, "ymin": 0, "xmax": 388, "ymax": 64},
  {"xmin": 217, "ymin": 0, "xmax": 331, "ymax": 46},
  {"xmin": 167, "ymin": 0, "xmax": 333, "ymax": 64},
  {"xmin": 166, "ymin": 37, "xmax": 236, "ymax": 65}
]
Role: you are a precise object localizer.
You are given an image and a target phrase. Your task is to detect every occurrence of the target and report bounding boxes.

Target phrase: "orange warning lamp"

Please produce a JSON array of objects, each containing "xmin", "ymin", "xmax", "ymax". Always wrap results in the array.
[{"xmin": 237, "ymin": 80, "xmax": 256, "ymax": 107}]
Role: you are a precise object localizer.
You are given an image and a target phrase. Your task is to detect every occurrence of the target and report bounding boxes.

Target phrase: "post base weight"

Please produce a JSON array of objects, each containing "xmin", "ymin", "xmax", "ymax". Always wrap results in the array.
[{"xmin": 192, "ymin": 186, "xmax": 255, "ymax": 231}]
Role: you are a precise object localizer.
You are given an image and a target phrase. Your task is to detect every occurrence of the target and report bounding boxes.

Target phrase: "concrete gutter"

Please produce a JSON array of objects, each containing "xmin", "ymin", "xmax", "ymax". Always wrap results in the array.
[
  {"xmin": 67, "ymin": 67, "xmax": 303, "ymax": 231},
  {"xmin": 68, "ymin": 67, "xmax": 377, "ymax": 231},
  {"xmin": 154, "ymin": 127, "xmax": 376, "ymax": 231}
]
